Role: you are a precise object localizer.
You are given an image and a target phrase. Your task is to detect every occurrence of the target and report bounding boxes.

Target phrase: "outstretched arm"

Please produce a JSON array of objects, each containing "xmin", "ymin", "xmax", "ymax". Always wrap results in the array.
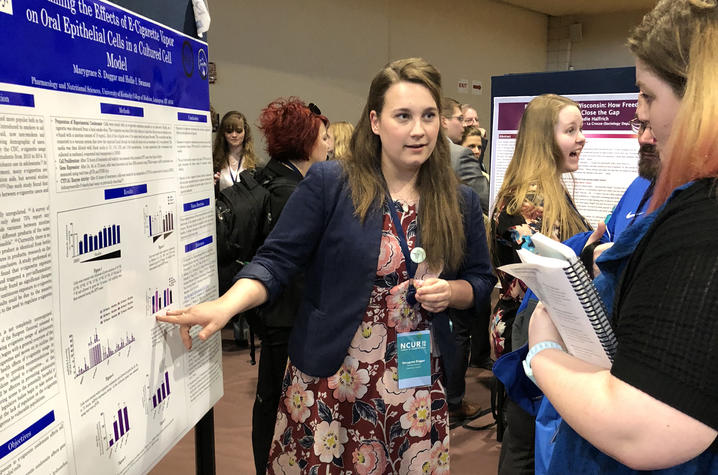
[{"xmin": 157, "ymin": 278, "xmax": 268, "ymax": 349}]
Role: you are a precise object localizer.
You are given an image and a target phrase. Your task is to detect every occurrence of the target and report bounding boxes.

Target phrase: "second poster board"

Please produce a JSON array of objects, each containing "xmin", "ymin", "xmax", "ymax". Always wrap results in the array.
[{"xmin": 489, "ymin": 67, "xmax": 639, "ymax": 227}]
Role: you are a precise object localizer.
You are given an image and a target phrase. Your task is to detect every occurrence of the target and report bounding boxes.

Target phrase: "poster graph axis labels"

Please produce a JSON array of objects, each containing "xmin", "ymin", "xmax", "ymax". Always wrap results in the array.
[
  {"xmin": 65, "ymin": 328, "xmax": 135, "ymax": 381},
  {"xmin": 143, "ymin": 194, "xmax": 176, "ymax": 243},
  {"xmin": 65, "ymin": 221, "xmax": 122, "ymax": 263},
  {"xmin": 146, "ymin": 276, "xmax": 176, "ymax": 316},
  {"xmin": 96, "ymin": 403, "xmax": 131, "ymax": 457}
]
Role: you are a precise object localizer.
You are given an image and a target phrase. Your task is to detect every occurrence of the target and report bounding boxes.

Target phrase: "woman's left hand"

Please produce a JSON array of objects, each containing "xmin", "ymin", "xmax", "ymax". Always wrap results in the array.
[
  {"xmin": 528, "ymin": 302, "xmax": 565, "ymax": 348},
  {"xmin": 415, "ymin": 278, "xmax": 451, "ymax": 313}
]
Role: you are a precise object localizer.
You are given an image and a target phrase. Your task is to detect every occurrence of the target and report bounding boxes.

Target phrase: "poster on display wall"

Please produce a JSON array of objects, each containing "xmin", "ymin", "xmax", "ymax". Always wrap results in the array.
[
  {"xmin": 0, "ymin": 1, "xmax": 222, "ymax": 474},
  {"xmin": 489, "ymin": 68, "xmax": 640, "ymax": 227}
]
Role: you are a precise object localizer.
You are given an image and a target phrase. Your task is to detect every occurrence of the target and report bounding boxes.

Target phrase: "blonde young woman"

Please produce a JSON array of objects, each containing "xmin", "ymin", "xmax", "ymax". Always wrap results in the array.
[
  {"xmin": 212, "ymin": 111, "xmax": 258, "ymax": 190},
  {"xmin": 490, "ymin": 94, "xmax": 590, "ymax": 359},
  {"xmin": 528, "ymin": 1, "xmax": 718, "ymax": 472},
  {"xmin": 490, "ymin": 94, "xmax": 591, "ymax": 474},
  {"xmin": 159, "ymin": 58, "xmax": 495, "ymax": 473},
  {"xmin": 327, "ymin": 121, "xmax": 354, "ymax": 160}
]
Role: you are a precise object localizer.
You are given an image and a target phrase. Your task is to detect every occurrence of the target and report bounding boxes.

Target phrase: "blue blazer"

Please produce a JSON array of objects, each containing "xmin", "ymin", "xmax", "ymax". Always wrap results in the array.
[{"xmin": 238, "ymin": 160, "xmax": 496, "ymax": 379}]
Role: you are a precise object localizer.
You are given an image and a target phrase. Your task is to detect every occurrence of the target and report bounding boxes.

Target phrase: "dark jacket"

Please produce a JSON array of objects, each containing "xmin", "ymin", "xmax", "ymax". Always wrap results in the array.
[
  {"xmin": 252, "ymin": 158, "xmax": 304, "ymax": 329},
  {"xmin": 238, "ymin": 160, "xmax": 496, "ymax": 379},
  {"xmin": 449, "ymin": 140, "xmax": 490, "ymax": 214},
  {"xmin": 215, "ymin": 169, "xmax": 271, "ymax": 295}
]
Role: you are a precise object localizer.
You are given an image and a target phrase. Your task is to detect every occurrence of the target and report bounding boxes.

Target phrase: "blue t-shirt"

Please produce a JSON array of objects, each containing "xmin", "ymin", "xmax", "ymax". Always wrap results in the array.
[{"xmin": 605, "ymin": 176, "xmax": 651, "ymax": 242}]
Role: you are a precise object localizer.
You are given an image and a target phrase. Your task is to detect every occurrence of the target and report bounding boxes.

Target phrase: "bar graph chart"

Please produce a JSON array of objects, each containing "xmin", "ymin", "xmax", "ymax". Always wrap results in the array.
[
  {"xmin": 152, "ymin": 371, "xmax": 171, "ymax": 408},
  {"xmin": 147, "ymin": 286, "xmax": 173, "ymax": 315},
  {"xmin": 143, "ymin": 368, "xmax": 173, "ymax": 418},
  {"xmin": 65, "ymin": 222, "xmax": 121, "ymax": 262},
  {"xmin": 144, "ymin": 204, "xmax": 174, "ymax": 242},
  {"xmin": 108, "ymin": 406, "xmax": 130, "ymax": 448},
  {"xmin": 96, "ymin": 404, "xmax": 131, "ymax": 456},
  {"xmin": 66, "ymin": 330, "xmax": 136, "ymax": 379}
]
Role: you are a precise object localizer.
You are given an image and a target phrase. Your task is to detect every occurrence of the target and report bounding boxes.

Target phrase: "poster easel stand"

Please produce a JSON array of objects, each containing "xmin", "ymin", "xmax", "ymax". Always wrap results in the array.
[{"xmin": 194, "ymin": 409, "xmax": 216, "ymax": 474}]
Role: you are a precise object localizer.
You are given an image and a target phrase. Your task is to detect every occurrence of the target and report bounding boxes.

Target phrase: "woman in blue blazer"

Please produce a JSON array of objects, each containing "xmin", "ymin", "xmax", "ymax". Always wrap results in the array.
[{"xmin": 160, "ymin": 57, "xmax": 495, "ymax": 473}]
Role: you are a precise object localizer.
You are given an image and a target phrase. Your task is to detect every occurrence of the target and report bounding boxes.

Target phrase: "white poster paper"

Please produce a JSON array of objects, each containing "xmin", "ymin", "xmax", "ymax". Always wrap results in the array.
[
  {"xmin": 490, "ymin": 93, "xmax": 639, "ymax": 227},
  {"xmin": 0, "ymin": 1, "xmax": 222, "ymax": 473}
]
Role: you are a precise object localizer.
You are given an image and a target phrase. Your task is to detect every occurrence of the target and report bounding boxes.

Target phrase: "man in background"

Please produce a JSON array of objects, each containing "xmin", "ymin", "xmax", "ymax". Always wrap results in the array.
[{"xmin": 441, "ymin": 97, "xmax": 487, "ymax": 425}]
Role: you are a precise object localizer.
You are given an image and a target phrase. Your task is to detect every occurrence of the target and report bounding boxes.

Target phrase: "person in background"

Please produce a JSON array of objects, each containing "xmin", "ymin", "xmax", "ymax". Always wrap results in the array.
[
  {"xmin": 247, "ymin": 98, "xmax": 329, "ymax": 474},
  {"xmin": 326, "ymin": 124, "xmax": 335, "ymax": 160},
  {"xmin": 213, "ymin": 111, "xmax": 258, "ymax": 191},
  {"xmin": 490, "ymin": 93, "xmax": 591, "ymax": 475},
  {"xmin": 442, "ymin": 97, "xmax": 469, "ymax": 166},
  {"xmin": 528, "ymin": 1, "xmax": 718, "ymax": 472},
  {"xmin": 327, "ymin": 121, "xmax": 354, "ymax": 160},
  {"xmin": 212, "ymin": 110, "xmax": 261, "ymax": 348},
  {"xmin": 460, "ymin": 125, "xmax": 493, "ymax": 370},
  {"xmin": 461, "ymin": 103, "xmax": 480, "ymax": 129},
  {"xmin": 441, "ymin": 98, "xmax": 490, "ymax": 425},
  {"xmin": 159, "ymin": 57, "xmax": 495, "ymax": 473},
  {"xmin": 602, "ymin": 113, "xmax": 660, "ymax": 241},
  {"xmin": 461, "ymin": 125, "xmax": 486, "ymax": 170},
  {"xmin": 442, "ymin": 99, "xmax": 490, "ymax": 218}
]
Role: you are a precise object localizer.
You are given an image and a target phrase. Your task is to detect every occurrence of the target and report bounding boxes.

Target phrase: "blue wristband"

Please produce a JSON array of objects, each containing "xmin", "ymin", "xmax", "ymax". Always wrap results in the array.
[{"xmin": 523, "ymin": 341, "xmax": 564, "ymax": 384}]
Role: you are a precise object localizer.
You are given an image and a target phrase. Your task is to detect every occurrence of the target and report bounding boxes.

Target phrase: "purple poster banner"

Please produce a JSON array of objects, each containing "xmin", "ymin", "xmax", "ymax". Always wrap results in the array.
[{"xmin": 497, "ymin": 99, "xmax": 637, "ymax": 131}]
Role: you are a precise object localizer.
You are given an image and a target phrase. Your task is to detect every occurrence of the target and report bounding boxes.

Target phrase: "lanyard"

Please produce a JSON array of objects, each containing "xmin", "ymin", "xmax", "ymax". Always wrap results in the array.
[
  {"xmin": 285, "ymin": 160, "xmax": 302, "ymax": 176},
  {"xmin": 229, "ymin": 157, "xmax": 243, "ymax": 183},
  {"xmin": 386, "ymin": 195, "xmax": 420, "ymax": 304}
]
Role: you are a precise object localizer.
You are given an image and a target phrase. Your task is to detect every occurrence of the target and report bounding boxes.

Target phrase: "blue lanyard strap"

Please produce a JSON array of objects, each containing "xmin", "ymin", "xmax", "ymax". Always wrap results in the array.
[
  {"xmin": 285, "ymin": 160, "xmax": 302, "ymax": 176},
  {"xmin": 386, "ymin": 196, "xmax": 420, "ymax": 304}
]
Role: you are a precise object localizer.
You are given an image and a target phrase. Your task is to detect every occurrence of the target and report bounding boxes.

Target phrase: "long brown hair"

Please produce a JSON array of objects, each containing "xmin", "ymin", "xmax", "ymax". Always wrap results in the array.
[
  {"xmin": 494, "ymin": 94, "xmax": 590, "ymax": 241},
  {"xmin": 212, "ymin": 111, "xmax": 258, "ymax": 171},
  {"xmin": 342, "ymin": 57, "xmax": 464, "ymax": 272},
  {"xmin": 628, "ymin": 0, "xmax": 718, "ymax": 210}
]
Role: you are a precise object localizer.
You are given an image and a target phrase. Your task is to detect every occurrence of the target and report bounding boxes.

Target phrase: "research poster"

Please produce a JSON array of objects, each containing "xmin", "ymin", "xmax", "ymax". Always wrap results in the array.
[
  {"xmin": 0, "ymin": 1, "xmax": 222, "ymax": 474},
  {"xmin": 490, "ymin": 93, "xmax": 640, "ymax": 227}
]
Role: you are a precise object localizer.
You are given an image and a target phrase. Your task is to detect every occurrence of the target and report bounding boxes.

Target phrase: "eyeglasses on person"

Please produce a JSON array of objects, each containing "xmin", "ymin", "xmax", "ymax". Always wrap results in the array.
[{"xmin": 629, "ymin": 117, "xmax": 649, "ymax": 134}]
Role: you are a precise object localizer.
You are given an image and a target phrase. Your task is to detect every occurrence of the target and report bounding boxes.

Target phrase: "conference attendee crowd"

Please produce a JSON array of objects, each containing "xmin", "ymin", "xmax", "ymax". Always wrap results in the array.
[{"xmin": 159, "ymin": 1, "xmax": 718, "ymax": 472}]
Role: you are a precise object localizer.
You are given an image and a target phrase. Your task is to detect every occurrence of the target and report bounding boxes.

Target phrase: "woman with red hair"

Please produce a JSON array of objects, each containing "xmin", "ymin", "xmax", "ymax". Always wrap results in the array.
[{"xmin": 251, "ymin": 97, "xmax": 329, "ymax": 473}]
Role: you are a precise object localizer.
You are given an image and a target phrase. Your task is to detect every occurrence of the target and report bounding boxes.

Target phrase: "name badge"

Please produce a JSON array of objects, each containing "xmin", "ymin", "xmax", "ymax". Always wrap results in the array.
[{"xmin": 397, "ymin": 330, "xmax": 431, "ymax": 389}]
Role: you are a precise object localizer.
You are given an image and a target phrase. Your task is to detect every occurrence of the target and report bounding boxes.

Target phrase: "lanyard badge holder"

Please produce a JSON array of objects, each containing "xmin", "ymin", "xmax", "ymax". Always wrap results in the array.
[
  {"xmin": 386, "ymin": 196, "xmax": 432, "ymax": 389},
  {"xmin": 385, "ymin": 197, "xmax": 426, "ymax": 305}
]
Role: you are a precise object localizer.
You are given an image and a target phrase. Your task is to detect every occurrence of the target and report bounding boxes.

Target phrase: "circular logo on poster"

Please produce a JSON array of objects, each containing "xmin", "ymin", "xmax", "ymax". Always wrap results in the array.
[
  {"xmin": 182, "ymin": 41, "xmax": 194, "ymax": 77},
  {"xmin": 197, "ymin": 49, "xmax": 208, "ymax": 80}
]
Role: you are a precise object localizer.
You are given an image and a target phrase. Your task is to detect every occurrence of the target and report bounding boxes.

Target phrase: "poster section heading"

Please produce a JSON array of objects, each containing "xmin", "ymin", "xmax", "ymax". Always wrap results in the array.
[
  {"xmin": 0, "ymin": 0, "xmax": 209, "ymax": 111},
  {"xmin": 497, "ymin": 99, "xmax": 637, "ymax": 132}
]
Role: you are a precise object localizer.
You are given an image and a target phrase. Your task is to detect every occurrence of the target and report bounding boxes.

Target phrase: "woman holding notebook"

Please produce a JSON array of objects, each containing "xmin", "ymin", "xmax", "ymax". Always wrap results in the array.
[{"xmin": 527, "ymin": 0, "xmax": 718, "ymax": 472}]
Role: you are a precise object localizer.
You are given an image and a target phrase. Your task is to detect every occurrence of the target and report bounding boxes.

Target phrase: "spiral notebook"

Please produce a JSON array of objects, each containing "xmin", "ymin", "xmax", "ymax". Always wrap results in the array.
[{"xmin": 499, "ymin": 233, "xmax": 617, "ymax": 369}]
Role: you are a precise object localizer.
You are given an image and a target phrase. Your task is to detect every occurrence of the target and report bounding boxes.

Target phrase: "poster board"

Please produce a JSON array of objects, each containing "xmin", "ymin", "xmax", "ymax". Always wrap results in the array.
[
  {"xmin": 489, "ymin": 67, "xmax": 640, "ymax": 227},
  {"xmin": 0, "ymin": 1, "xmax": 222, "ymax": 473}
]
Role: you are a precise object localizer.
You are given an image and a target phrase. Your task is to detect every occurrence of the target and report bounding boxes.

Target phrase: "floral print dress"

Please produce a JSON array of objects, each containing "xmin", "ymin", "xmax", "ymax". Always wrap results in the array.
[
  {"xmin": 267, "ymin": 201, "xmax": 450, "ymax": 475},
  {"xmin": 488, "ymin": 194, "xmax": 553, "ymax": 358}
]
